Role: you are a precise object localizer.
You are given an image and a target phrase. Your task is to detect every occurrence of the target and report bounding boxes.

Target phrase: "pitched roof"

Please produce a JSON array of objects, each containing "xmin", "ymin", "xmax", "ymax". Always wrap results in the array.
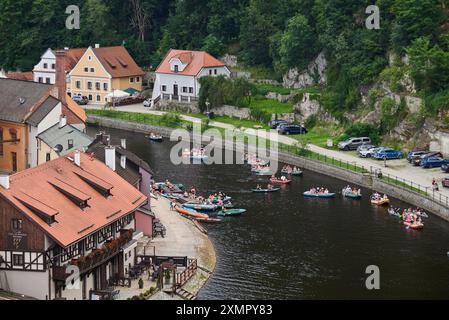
[
  {"xmin": 0, "ymin": 79, "xmax": 55, "ymax": 123},
  {"xmin": 155, "ymin": 49, "xmax": 226, "ymax": 76},
  {"xmin": 0, "ymin": 152, "xmax": 147, "ymax": 247},
  {"xmin": 65, "ymin": 94, "xmax": 87, "ymax": 122},
  {"xmin": 64, "ymin": 48, "xmax": 87, "ymax": 72},
  {"xmin": 37, "ymin": 124, "xmax": 93, "ymax": 156},
  {"xmin": 26, "ymin": 96, "xmax": 60, "ymax": 126},
  {"xmin": 6, "ymin": 71, "xmax": 33, "ymax": 81},
  {"xmin": 92, "ymin": 46, "xmax": 144, "ymax": 78}
]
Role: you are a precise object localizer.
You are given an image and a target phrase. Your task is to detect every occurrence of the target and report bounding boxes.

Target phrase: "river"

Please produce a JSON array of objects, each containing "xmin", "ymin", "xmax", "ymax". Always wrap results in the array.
[{"xmin": 88, "ymin": 126, "xmax": 449, "ymax": 299}]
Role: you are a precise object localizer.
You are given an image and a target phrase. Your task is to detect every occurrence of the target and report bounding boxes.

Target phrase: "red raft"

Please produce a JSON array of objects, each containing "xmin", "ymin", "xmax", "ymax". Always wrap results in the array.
[{"xmin": 270, "ymin": 178, "xmax": 292, "ymax": 184}]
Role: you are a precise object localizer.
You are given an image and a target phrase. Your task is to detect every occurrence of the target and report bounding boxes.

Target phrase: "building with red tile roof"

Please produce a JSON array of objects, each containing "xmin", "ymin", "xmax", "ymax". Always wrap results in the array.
[
  {"xmin": 151, "ymin": 49, "xmax": 230, "ymax": 106},
  {"xmin": 0, "ymin": 151, "xmax": 147, "ymax": 300}
]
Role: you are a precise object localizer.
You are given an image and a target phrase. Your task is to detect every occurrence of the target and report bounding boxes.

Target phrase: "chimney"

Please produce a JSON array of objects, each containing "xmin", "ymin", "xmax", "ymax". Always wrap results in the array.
[
  {"xmin": 95, "ymin": 44, "xmax": 100, "ymax": 48},
  {"xmin": 120, "ymin": 155, "xmax": 126, "ymax": 169},
  {"xmin": 121, "ymin": 139, "xmax": 126, "ymax": 149},
  {"xmin": 59, "ymin": 115, "xmax": 67, "ymax": 128},
  {"xmin": 0, "ymin": 172, "xmax": 10, "ymax": 189},
  {"xmin": 105, "ymin": 146, "xmax": 116, "ymax": 171},
  {"xmin": 74, "ymin": 150, "xmax": 81, "ymax": 166},
  {"xmin": 54, "ymin": 50, "xmax": 67, "ymax": 106}
]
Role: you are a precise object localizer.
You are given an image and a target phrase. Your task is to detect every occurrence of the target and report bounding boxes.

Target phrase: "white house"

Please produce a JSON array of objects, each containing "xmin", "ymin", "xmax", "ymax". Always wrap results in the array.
[
  {"xmin": 33, "ymin": 48, "xmax": 57, "ymax": 84},
  {"xmin": 151, "ymin": 49, "xmax": 231, "ymax": 106}
]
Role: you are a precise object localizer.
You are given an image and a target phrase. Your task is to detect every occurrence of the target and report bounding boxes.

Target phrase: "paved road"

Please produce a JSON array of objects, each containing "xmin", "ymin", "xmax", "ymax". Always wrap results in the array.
[{"xmin": 85, "ymin": 104, "xmax": 449, "ymax": 200}]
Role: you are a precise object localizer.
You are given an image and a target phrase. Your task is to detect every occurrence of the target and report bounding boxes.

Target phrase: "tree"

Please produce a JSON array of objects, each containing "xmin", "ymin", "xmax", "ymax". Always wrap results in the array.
[
  {"xmin": 201, "ymin": 35, "xmax": 225, "ymax": 57},
  {"xmin": 129, "ymin": 0, "xmax": 150, "ymax": 41}
]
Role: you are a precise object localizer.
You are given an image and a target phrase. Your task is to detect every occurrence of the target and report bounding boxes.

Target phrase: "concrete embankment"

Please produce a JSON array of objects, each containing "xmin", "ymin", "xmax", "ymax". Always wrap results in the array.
[{"xmin": 88, "ymin": 115, "xmax": 449, "ymax": 222}]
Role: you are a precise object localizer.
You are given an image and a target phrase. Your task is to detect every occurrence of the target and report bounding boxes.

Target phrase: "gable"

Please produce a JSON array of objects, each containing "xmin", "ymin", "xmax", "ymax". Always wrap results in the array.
[{"xmin": 69, "ymin": 47, "xmax": 111, "ymax": 79}]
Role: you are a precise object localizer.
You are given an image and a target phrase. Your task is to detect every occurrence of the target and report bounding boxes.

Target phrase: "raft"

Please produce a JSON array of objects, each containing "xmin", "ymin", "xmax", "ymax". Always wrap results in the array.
[
  {"xmin": 175, "ymin": 206, "xmax": 209, "ymax": 220},
  {"xmin": 404, "ymin": 221, "xmax": 424, "ymax": 230},
  {"xmin": 270, "ymin": 178, "xmax": 291, "ymax": 184},
  {"xmin": 342, "ymin": 190, "xmax": 362, "ymax": 199},
  {"xmin": 371, "ymin": 198, "xmax": 390, "ymax": 206},
  {"xmin": 281, "ymin": 169, "xmax": 303, "ymax": 176},
  {"xmin": 148, "ymin": 135, "xmax": 163, "ymax": 142},
  {"xmin": 303, "ymin": 191, "xmax": 336, "ymax": 198},
  {"xmin": 183, "ymin": 203, "xmax": 218, "ymax": 211},
  {"xmin": 217, "ymin": 209, "xmax": 247, "ymax": 217},
  {"xmin": 252, "ymin": 188, "xmax": 281, "ymax": 193}
]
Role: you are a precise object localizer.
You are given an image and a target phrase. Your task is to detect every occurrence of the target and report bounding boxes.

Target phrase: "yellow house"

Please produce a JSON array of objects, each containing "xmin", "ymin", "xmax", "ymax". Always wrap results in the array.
[{"xmin": 68, "ymin": 45, "xmax": 144, "ymax": 104}]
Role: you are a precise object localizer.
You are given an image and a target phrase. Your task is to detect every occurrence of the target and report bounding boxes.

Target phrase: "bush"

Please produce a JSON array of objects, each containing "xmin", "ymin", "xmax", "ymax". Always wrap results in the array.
[
  {"xmin": 304, "ymin": 114, "xmax": 318, "ymax": 129},
  {"xmin": 342, "ymin": 123, "xmax": 380, "ymax": 145}
]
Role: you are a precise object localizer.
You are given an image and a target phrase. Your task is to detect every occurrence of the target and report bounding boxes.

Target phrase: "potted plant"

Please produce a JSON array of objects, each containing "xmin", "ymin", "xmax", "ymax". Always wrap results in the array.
[{"xmin": 138, "ymin": 278, "xmax": 144, "ymax": 289}]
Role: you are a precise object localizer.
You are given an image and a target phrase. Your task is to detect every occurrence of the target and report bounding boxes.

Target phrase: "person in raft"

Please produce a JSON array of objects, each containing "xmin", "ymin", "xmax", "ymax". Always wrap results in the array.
[
  {"xmin": 281, "ymin": 176, "xmax": 287, "ymax": 181},
  {"xmin": 256, "ymin": 184, "xmax": 262, "ymax": 190},
  {"xmin": 267, "ymin": 184, "xmax": 273, "ymax": 190}
]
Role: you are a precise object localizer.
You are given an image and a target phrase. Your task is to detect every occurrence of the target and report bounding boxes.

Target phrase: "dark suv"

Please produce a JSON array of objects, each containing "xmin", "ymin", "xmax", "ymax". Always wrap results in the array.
[
  {"xmin": 269, "ymin": 119, "xmax": 288, "ymax": 129},
  {"xmin": 278, "ymin": 124, "xmax": 307, "ymax": 135}
]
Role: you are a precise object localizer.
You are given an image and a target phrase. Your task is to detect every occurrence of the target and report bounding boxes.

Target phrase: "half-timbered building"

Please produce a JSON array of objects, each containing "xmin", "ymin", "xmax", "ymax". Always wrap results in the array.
[{"xmin": 0, "ymin": 151, "xmax": 147, "ymax": 299}]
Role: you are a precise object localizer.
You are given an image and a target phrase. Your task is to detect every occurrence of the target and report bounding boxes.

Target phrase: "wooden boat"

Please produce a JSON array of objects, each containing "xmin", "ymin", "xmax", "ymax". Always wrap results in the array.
[
  {"xmin": 303, "ymin": 191, "xmax": 336, "ymax": 198},
  {"xmin": 342, "ymin": 189, "xmax": 362, "ymax": 199},
  {"xmin": 175, "ymin": 206, "xmax": 209, "ymax": 219},
  {"xmin": 370, "ymin": 198, "xmax": 390, "ymax": 206},
  {"xmin": 252, "ymin": 188, "xmax": 280, "ymax": 193},
  {"xmin": 270, "ymin": 178, "xmax": 291, "ymax": 184},
  {"xmin": 183, "ymin": 203, "xmax": 218, "ymax": 211},
  {"xmin": 217, "ymin": 209, "xmax": 247, "ymax": 217}
]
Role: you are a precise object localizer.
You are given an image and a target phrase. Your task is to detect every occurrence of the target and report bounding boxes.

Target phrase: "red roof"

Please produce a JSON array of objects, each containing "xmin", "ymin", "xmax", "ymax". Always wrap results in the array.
[
  {"xmin": 93, "ymin": 46, "xmax": 144, "ymax": 78},
  {"xmin": 0, "ymin": 152, "xmax": 147, "ymax": 247},
  {"xmin": 7, "ymin": 71, "xmax": 33, "ymax": 81},
  {"xmin": 155, "ymin": 49, "xmax": 226, "ymax": 76}
]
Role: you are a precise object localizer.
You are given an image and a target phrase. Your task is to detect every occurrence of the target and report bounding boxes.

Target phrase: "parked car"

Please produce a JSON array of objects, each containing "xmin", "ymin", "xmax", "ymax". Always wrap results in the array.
[
  {"xmin": 441, "ymin": 163, "xmax": 449, "ymax": 173},
  {"xmin": 143, "ymin": 98, "xmax": 152, "ymax": 108},
  {"xmin": 359, "ymin": 146, "xmax": 380, "ymax": 158},
  {"xmin": 412, "ymin": 152, "xmax": 443, "ymax": 166},
  {"xmin": 270, "ymin": 119, "xmax": 289, "ymax": 129},
  {"xmin": 373, "ymin": 148, "xmax": 403, "ymax": 160},
  {"xmin": 338, "ymin": 137, "xmax": 372, "ymax": 151},
  {"xmin": 357, "ymin": 144, "xmax": 376, "ymax": 152},
  {"xmin": 72, "ymin": 95, "xmax": 88, "ymax": 105},
  {"xmin": 442, "ymin": 177, "xmax": 449, "ymax": 188},
  {"xmin": 407, "ymin": 150, "xmax": 428, "ymax": 163},
  {"xmin": 278, "ymin": 124, "xmax": 308, "ymax": 135},
  {"xmin": 421, "ymin": 156, "xmax": 449, "ymax": 169}
]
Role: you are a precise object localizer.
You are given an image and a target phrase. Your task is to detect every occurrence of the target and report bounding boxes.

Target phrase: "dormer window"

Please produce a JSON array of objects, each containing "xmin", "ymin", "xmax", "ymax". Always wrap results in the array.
[{"xmin": 174, "ymin": 65, "xmax": 179, "ymax": 73}]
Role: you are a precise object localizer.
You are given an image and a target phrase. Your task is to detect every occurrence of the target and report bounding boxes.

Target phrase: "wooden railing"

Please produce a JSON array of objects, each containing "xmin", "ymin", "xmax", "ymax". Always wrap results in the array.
[{"xmin": 176, "ymin": 258, "xmax": 197, "ymax": 288}]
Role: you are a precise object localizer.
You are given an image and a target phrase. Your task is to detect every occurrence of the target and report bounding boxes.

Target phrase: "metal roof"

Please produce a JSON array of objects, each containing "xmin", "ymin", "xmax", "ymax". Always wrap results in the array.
[{"xmin": 37, "ymin": 124, "xmax": 93, "ymax": 156}]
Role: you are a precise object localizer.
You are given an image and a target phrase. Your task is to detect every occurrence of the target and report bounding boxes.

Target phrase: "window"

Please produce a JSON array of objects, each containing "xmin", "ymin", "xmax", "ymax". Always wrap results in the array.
[
  {"xmin": 75, "ymin": 81, "xmax": 81, "ymax": 89},
  {"xmin": 96, "ymin": 95, "xmax": 101, "ymax": 102},
  {"xmin": 51, "ymin": 63, "xmax": 55, "ymax": 69},
  {"xmin": 130, "ymin": 77, "xmax": 134, "ymax": 83},
  {"xmin": 209, "ymin": 70, "xmax": 212, "ymax": 75},
  {"xmin": 103, "ymin": 83, "xmax": 108, "ymax": 91},
  {"xmin": 43, "ymin": 63, "xmax": 48, "ymax": 69},
  {"xmin": 84, "ymin": 67, "xmax": 89, "ymax": 72},
  {"xmin": 45, "ymin": 78, "xmax": 51, "ymax": 84},
  {"xmin": 11, "ymin": 152, "xmax": 17, "ymax": 172},
  {"xmin": 214, "ymin": 69, "xmax": 217, "ymax": 75},
  {"xmin": 11, "ymin": 219, "xmax": 23, "ymax": 230},
  {"xmin": 87, "ymin": 82, "xmax": 92, "ymax": 90},
  {"xmin": 9, "ymin": 129, "xmax": 17, "ymax": 144},
  {"xmin": 189, "ymin": 87, "xmax": 194, "ymax": 94},
  {"xmin": 90, "ymin": 67, "xmax": 94, "ymax": 73},
  {"xmin": 162, "ymin": 85, "xmax": 167, "ymax": 92},
  {"xmin": 13, "ymin": 254, "xmax": 24, "ymax": 266},
  {"xmin": 182, "ymin": 87, "xmax": 187, "ymax": 93},
  {"xmin": 46, "ymin": 153, "xmax": 51, "ymax": 162},
  {"xmin": 136, "ymin": 76, "xmax": 140, "ymax": 83},
  {"xmin": 88, "ymin": 94, "xmax": 93, "ymax": 101},
  {"xmin": 95, "ymin": 82, "xmax": 100, "ymax": 90},
  {"xmin": 38, "ymin": 77, "xmax": 43, "ymax": 83},
  {"xmin": 68, "ymin": 139, "xmax": 74, "ymax": 149},
  {"xmin": 88, "ymin": 55, "xmax": 92, "ymax": 61},
  {"xmin": 174, "ymin": 65, "xmax": 179, "ymax": 72}
]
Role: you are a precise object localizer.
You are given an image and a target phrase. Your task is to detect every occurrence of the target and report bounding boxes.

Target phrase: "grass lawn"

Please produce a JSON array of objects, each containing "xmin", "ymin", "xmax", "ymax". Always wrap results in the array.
[
  {"xmin": 212, "ymin": 116, "xmax": 270, "ymax": 129},
  {"xmin": 249, "ymin": 96, "xmax": 293, "ymax": 114},
  {"xmin": 255, "ymin": 83, "xmax": 292, "ymax": 96},
  {"xmin": 290, "ymin": 125, "xmax": 341, "ymax": 148}
]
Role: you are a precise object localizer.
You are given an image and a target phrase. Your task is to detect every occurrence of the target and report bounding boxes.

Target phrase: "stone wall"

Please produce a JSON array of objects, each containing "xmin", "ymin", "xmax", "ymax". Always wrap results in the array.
[{"xmin": 210, "ymin": 105, "xmax": 251, "ymax": 119}]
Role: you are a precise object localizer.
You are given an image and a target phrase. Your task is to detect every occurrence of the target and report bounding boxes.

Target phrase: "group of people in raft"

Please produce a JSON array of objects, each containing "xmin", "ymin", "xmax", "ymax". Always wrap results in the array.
[
  {"xmin": 307, "ymin": 187, "xmax": 332, "ymax": 195},
  {"xmin": 281, "ymin": 165, "xmax": 300, "ymax": 173},
  {"xmin": 343, "ymin": 185, "xmax": 362, "ymax": 196},
  {"xmin": 370, "ymin": 192, "xmax": 389, "ymax": 201}
]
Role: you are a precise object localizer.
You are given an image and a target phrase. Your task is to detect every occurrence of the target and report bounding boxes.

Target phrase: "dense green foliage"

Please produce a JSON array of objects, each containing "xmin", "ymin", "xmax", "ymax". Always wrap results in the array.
[
  {"xmin": 339, "ymin": 123, "xmax": 381, "ymax": 145},
  {"xmin": 1, "ymin": 0, "xmax": 448, "ymax": 117}
]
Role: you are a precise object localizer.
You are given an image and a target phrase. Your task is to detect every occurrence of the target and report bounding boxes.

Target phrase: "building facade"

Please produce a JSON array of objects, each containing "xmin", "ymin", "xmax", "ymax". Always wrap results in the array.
[
  {"xmin": 33, "ymin": 48, "xmax": 56, "ymax": 84},
  {"xmin": 0, "ymin": 151, "xmax": 147, "ymax": 300},
  {"xmin": 152, "ymin": 49, "xmax": 230, "ymax": 106}
]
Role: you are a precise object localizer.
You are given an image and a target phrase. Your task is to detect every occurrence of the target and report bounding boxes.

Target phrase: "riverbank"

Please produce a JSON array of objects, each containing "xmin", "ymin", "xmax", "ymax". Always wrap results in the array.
[
  {"xmin": 148, "ymin": 195, "xmax": 216, "ymax": 299},
  {"xmin": 87, "ymin": 114, "xmax": 449, "ymax": 222}
]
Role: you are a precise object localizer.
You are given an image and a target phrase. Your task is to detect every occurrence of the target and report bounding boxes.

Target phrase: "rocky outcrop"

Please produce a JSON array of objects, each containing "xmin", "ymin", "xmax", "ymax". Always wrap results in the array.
[
  {"xmin": 293, "ymin": 93, "xmax": 320, "ymax": 121},
  {"xmin": 283, "ymin": 51, "xmax": 327, "ymax": 88},
  {"xmin": 221, "ymin": 54, "xmax": 238, "ymax": 68},
  {"xmin": 265, "ymin": 92, "xmax": 295, "ymax": 103},
  {"xmin": 210, "ymin": 105, "xmax": 251, "ymax": 119}
]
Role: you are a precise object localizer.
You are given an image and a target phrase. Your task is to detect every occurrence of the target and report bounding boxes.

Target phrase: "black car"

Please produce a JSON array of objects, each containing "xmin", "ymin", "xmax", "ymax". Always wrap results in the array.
[
  {"xmin": 442, "ymin": 164, "xmax": 449, "ymax": 173},
  {"xmin": 412, "ymin": 152, "xmax": 443, "ymax": 166},
  {"xmin": 278, "ymin": 124, "xmax": 308, "ymax": 135},
  {"xmin": 269, "ymin": 119, "xmax": 288, "ymax": 129},
  {"xmin": 407, "ymin": 150, "xmax": 428, "ymax": 163}
]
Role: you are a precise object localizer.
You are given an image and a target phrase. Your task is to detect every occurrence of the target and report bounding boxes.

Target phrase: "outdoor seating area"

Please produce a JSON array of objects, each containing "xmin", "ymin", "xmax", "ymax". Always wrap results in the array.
[{"xmin": 153, "ymin": 219, "xmax": 167, "ymax": 238}]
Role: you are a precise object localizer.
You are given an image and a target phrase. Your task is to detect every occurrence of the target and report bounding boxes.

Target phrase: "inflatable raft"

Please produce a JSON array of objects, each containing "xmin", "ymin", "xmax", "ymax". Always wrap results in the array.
[{"xmin": 303, "ymin": 191, "xmax": 336, "ymax": 198}]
